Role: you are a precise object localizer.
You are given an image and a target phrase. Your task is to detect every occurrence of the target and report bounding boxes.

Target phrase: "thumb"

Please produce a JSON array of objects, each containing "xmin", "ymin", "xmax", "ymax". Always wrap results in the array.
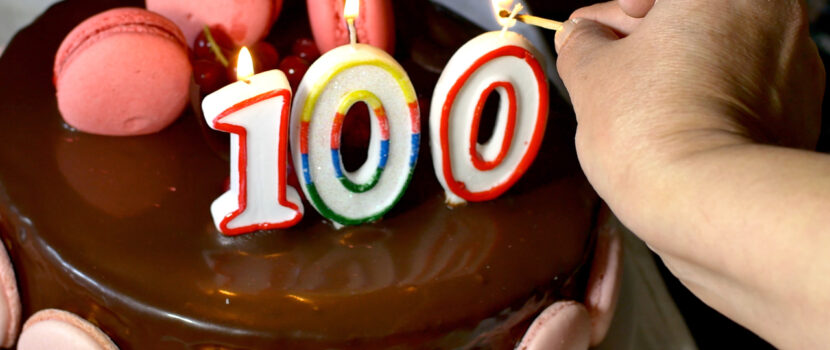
[{"xmin": 555, "ymin": 18, "xmax": 620, "ymax": 87}]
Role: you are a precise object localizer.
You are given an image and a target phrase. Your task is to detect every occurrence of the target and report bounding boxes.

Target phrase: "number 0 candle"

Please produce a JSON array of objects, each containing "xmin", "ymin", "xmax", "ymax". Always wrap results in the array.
[
  {"xmin": 291, "ymin": 0, "xmax": 420, "ymax": 228},
  {"xmin": 202, "ymin": 48, "xmax": 304, "ymax": 235},
  {"xmin": 430, "ymin": 2, "xmax": 548, "ymax": 205}
]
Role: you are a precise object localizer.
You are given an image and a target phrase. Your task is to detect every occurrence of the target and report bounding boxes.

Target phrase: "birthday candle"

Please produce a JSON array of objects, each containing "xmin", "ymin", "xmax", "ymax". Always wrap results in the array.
[
  {"xmin": 291, "ymin": 0, "xmax": 419, "ymax": 228},
  {"xmin": 202, "ymin": 48, "xmax": 304, "ymax": 235},
  {"xmin": 429, "ymin": 2, "xmax": 549, "ymax": 205}
]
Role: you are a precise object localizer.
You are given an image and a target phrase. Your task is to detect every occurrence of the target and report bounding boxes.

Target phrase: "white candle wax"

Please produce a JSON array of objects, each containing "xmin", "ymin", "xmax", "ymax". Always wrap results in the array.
[
  {"xmin": 202, "ymin": 70, "xmax": 304, "ymax": 235},
  {"xmin": 430, "ymin": 30, "xmax": 549, "ymax": 205},
  {"xmin": 290, "ymin": 43, "xmax": 420, "ymax": 228}
]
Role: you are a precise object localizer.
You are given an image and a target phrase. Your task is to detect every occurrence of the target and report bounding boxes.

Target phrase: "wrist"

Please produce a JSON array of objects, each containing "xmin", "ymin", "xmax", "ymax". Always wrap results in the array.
[{"xmin": 579, "ymin": 108, "xmax": 751, "ymax": 202}]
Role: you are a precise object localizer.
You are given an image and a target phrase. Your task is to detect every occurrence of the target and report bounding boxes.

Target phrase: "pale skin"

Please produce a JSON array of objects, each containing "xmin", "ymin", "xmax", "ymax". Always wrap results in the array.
[{"xmin": 553, "ymin": 0, "xmax": 830, "ymax": 348}]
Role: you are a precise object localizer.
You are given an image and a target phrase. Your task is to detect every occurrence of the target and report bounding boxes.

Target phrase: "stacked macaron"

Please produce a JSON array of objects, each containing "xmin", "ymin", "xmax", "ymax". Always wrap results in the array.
[
  {"xmin": 307, "ymin": 0, "xmax": 396, "ymax": 54},
  {"xmin": 17, "ymin": 310, "xmax": 118, "ymax": 350},
  {"xmin": 145, "ymin": 0, "xmax": 284, "ymax": 48},
  {"xmin": 53, "ymin": 1, "xmax": 286, "ymax": 137},
  {"xmin": 0, "ymin": 214, "xmax": 115, "ymax": 349},
  {"xmin": 54, "ymin": 0, "xmax": 396, "ymax": 137},
  {"xmin": 54, "ymin": 8, "xmax": 191, "ymax": 136},
  {"xmin": 0, "ymin": 243, "xmax": 19, "ymax": 349}
]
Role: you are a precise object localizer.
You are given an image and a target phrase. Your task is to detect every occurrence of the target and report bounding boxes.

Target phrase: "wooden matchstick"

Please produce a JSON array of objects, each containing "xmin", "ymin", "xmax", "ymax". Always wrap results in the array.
[{"xmin": 499, "ymin": 9, "xmax": 564, "ymax": 31}]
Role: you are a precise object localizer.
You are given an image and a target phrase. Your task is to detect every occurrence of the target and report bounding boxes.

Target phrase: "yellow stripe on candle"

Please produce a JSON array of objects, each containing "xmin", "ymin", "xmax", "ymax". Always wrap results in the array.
[
  {"xmin": 336, "ymin": 90, "xmax": 384, "ymax": 115},
  {"xmin": 302, "ymin": 58, "xmax": 417, "ymax": 123}
]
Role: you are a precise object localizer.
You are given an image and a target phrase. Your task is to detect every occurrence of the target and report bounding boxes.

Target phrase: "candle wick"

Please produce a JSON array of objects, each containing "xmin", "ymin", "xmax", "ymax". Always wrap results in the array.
[
  {"xmin": 347, "ymin": 18, "xmax": 357, "ymax": 45},
  {"xmin": 500, "ymin": 3, "xmax": 523, "ymax": 36},
  {"xmin": 499, "ymin": 6, "xmax": 564, "ymax": 32}
]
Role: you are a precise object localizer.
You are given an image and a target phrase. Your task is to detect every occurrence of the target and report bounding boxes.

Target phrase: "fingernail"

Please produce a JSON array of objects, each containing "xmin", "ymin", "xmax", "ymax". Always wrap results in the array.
[{"xmin": 555, "ymin": 18, "xmax": 581, "ymax": 53}]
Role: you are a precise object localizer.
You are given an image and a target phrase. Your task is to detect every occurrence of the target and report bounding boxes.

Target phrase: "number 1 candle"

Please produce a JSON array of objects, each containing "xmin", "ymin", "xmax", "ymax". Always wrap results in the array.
[
  {"xmin": 202, "ymin": 48, "xmax": 304, "ymax": 235},
  {"xmin": 291, "ymin": 0, "xmax": 420, "ymax": 228},
  {"xmin": 430, "ymin": 1, "xmax": 549, "ymax": 205}
]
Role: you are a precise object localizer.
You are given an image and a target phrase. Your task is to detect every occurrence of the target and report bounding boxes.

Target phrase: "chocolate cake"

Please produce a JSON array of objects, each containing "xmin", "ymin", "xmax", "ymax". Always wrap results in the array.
[{"xmin": 0, "ymin": 0, "xmax": 600, "ymax": 348}]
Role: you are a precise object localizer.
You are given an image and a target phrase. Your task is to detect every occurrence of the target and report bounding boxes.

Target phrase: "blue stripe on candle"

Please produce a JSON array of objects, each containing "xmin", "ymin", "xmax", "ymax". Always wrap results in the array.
[
  {"xmin": 302, "ymin": 153, "xmax": 312, "ymax": 185},
  {"xmin": 378, "ymin": 140, "xmax": 389, "ymax": 169},
  {"xmin": 410, "ymin": 133, "xmax": 420, "ymax": 167},
  {"xmin": 331, "ymin": 149, "xmax": 344, "ymax": 179}
]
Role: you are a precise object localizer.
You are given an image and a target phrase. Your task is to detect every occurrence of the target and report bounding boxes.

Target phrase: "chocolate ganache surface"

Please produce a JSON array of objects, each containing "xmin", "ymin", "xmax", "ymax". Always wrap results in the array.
[{"xmin": 0, "ymin": 0, "xmax": 598, "ymax": 348}]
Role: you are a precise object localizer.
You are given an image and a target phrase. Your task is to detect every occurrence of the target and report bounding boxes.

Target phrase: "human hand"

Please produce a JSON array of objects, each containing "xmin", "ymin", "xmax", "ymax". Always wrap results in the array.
[
  {"xmin": 555, "ymin": 0, "xmax": 823, "ymax": 205},
  {"xmin": 553, "ymin": 1, "xmax": 829, "ymax": 348}
]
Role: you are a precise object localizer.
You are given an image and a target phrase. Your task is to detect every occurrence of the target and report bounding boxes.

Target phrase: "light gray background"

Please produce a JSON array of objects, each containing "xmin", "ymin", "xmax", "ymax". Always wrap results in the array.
[{"xmin": 0, "ymin": 0, "xmax": 61, "ymax": 52}]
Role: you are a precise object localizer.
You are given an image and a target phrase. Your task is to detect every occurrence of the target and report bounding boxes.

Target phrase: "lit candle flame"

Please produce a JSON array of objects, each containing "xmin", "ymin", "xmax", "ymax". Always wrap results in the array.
[
  {"xmin": 344, "ymin": 0, "xmax": 360, "ymax": 20},
  {"xmin": 492, "ymin": 0, "xmax": 517, "ymax": 28},
  {"xmin": 236, "ymin": 47, "xmax": 255, "ymax": 81}
]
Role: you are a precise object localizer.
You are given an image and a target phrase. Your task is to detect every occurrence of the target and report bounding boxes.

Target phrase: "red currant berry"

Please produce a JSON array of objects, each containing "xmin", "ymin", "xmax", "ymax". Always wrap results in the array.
[
  {"xmin": 251, "ymin": 42, "xmax": 280, "ymax": 71},
  {"xmin": 208, "ymin": 26, "xmax": 235, "ymax": 50},
  {"xmin": 278, "ymin": 55, "xmax": 310, "ymax": 91},
  {"xmin": 193, "ymin": 31, "xmax": 213, "ymax": 60},
  {"xmin": 192, "ymin": 26, "xmax": 235, "ymax": 64},
  {"xmin": 193, "ymin": 59, "xmax": 228, "ymax": 93},
  {"xmin": 291, "ymin": 38, "xmax": 320, "ymax": 62}
]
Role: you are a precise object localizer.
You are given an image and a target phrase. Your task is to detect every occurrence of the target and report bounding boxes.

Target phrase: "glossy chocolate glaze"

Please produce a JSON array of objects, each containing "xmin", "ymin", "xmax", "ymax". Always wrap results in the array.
[{"xmin": 0, "ymin": 0, "xmax": 598, "ymax": 348}]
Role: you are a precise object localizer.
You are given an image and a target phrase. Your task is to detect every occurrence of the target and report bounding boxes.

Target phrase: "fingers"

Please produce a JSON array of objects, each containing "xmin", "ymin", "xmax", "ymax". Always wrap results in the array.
[
  {"xmin": 554, "ymin": 18, "xmax": 619, "ymax": 92},
  {"xmin": 570, "ymin": 1, "xmax": 643, "ymax": 36},
  {"xmin": 618, "ymin": 0, "xmax": 656, "ymax": 18},
  {"xmin": 554, "ymin": 17, "xmax": 619, "ymax": 55}
]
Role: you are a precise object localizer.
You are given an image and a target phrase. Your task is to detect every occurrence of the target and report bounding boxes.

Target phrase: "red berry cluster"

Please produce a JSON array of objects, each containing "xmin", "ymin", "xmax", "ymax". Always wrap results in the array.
[{"xmin": 191, "ymin": 26, "xmax": 321, "ymax": 94}]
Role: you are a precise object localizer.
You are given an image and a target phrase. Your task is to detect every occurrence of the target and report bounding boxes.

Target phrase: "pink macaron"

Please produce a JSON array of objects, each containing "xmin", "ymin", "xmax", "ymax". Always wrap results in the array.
[
  {"xmin": 307, "ymin": 0, "xmax": 395, "ymax": 54},
  {"xmin": 17, "ymin": 309, "xmax": 118, "ymax": 350},
  {"xmin": 518, "ymin": 301, "xmax": 592, "ymax": 350},
  {"xmin": 0, "ymin": 243, "xmax": 20, "ymax": 348},
  {"xmin": 54, "ymin": 7, "xmax": 191, "ymax": 136},
  {"xmin": 518, "ymin": 206, "xmax": 624, "ymax": 350},
  {"xmin": 584, "ymin": 207, "xmax": 623, "ymax": 346},
  {"xmin": 146, "ymin": 0, "xmax": 283, "ymax": 47}
]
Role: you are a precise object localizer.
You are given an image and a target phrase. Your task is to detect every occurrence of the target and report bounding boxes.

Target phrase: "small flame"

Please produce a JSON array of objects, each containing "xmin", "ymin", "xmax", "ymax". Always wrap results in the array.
[
  {"xmin": 492, "ymin": 0, "xmax": 517, "ymax": 28},
  {"xmin": 344, "ymin": 0, "xmax": 360, "ymax": 19},
  {"xmin": 236, "ymin": 47, "xmax": 255, "ymax": 81}
]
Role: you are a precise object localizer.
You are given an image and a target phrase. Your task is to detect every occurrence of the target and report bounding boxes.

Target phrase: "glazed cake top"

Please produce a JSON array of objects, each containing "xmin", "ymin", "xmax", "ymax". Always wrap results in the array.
[{"xmin": 0, "ymin": 0, "xmax": 597, "ymax": 348}]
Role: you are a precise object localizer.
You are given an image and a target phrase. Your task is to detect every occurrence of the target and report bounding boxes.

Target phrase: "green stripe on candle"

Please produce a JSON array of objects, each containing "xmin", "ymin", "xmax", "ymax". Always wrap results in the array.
[
  {"xmin": 306, "ymin": 168, "xmax": 416, "ymax": 227},
  {"xmin": 338, "ymin": 166, "xmax": 384, "ymax": 193}
]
